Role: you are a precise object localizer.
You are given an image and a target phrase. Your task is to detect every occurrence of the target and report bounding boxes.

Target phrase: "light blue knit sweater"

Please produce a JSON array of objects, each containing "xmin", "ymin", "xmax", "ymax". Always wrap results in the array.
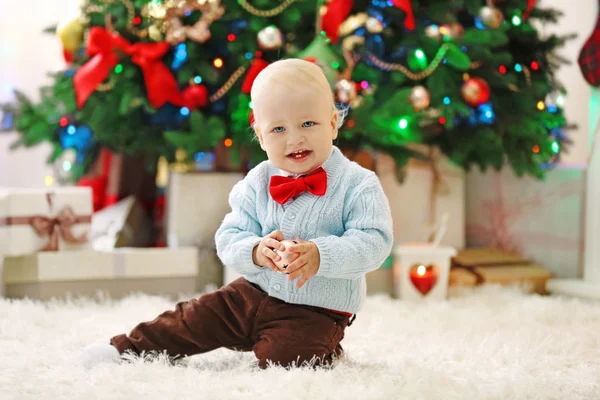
[{"xmin": 215, "ymin": 146, "xmax": 394, "ymax": 313}]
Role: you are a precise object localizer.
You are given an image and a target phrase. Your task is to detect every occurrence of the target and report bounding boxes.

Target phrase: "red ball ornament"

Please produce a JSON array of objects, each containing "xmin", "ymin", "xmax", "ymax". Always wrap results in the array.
[
  {"xmin": 461, "ymin": 77, "xmax": 491, "ymax": 107},
  {"xmin": 182, "ymin": 84, "xmax": 209, "ymax": 109}
]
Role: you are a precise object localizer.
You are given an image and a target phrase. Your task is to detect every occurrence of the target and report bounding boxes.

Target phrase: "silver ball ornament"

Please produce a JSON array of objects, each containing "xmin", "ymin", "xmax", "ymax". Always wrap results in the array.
[
  {"xmin": 336, "ymin": 79, "xmax": 358, "ymax": 104},
  {"xmin": 257, "ymin": 26, "xmax": 284, "ymax": 50}
]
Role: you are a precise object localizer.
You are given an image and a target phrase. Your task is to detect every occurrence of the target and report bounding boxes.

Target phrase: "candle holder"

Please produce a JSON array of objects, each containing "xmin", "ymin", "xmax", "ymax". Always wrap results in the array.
[{"xmin": 393, "ymin": 243, "xmax": 457, "ymax": 301}]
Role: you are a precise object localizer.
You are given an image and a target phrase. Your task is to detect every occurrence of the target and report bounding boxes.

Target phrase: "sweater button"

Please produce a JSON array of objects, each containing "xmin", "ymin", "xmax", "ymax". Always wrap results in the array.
[
  {"xmin": 274, "ymin": 284, "xmax": 281, "ymax": 291},
  {"xmin": 289, "ymin": 213, "xmax": 296, "ymax": 219}
]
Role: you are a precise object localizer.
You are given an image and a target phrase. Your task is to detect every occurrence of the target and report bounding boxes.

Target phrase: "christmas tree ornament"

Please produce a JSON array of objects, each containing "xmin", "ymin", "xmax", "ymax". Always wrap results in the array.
[
  {"xmin": 390, "ymin": 0, "xmax": 416, "ymax": 30},
  {"xmin": 338, "ymin": 13, "xmax": 369, "ymax": 37},
  {"xmin": 321, "ymin": 0, "xmax": 354, "ymax": 43},
  {"xmin": 577, "ymin": 2, "xmax": 600, "ymax": 86},
  {"xmin": 409, "ymin": 85, "xmax": 431, "ymax": 111},
  {"xmin": 480, "ymin": 6, "xmax": 504, "ymax": 29},
  {"xmin": 257, "ymin": 26, "xmax": 284, "ymax": 50},
  {"xmin": 461, "ymin": 77, "xmax": 491, "ymax": 107},
  {"xmin": 186, "ymin": 20, "xmax": 212, "ymax": 43},
  {"xmin": 425, "ymin": 25, "xmax": 441, "ymax": 40},
  {"xmin": 336, "ymin": 79, "xmax": 358, "ymax": 104},
  {"xmin": 57, "ymin": 17, "xmax": 84, "ymax": 52},
  {"xmin": 439, "ymin": 23, "xmax": 464, "ymax": 40},
  {"xmin": 241, "ymin": 59, "xmax": 270, "ymax": 94},
  {"xmin": 182, "ymin": 84, "xmax": 209, "ymax": 109},
  {"xmin": 366, "ymin": 17, "xmax": 384, "ymax": 34},
  {"xmin": 273, "ymin": 240, "xmax": 301, "ymax": 273},
  {"xmin": 408, "ymin": 49, "xmax": 428, "ymax": 71},
  {"xmin": 53, "ymin": 148, "xmax": 78, "ymax": 184}
]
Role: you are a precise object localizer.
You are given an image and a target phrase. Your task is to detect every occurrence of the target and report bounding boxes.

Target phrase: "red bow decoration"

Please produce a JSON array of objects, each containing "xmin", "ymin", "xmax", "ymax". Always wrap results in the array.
[
  {"xmin": 321, "ymin": 0, "xmax": 354, "ymax": 43},
  {"xmin": 523, "ymin": 0, "xmax": 536, "ymax": 20},
  {"xmin": 269, "ymin": 167, "xmax": 328, "ymax": 205},
  {"xmin": 74, "ymin": 27, "xmax": 184, "ymax": 109},
  {"xmin": 391, "ymin": 0, "xmax": 416, "ymax": 30},
  {"xmin": 241, "ymin": 58, "xmax": 270, "ymax": 94}
]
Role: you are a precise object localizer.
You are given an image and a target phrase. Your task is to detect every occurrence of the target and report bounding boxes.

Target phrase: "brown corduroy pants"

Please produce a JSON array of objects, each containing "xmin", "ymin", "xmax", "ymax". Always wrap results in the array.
[{"xmin": 110, "ymin": 277, "xmax": 351, "ymax": 369}]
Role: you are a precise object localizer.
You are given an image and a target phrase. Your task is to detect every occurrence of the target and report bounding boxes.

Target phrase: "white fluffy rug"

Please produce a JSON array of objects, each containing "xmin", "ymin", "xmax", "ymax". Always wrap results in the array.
[{"xmin": 1, "ymin": 285, "xmax": 600, "ymax": 400}]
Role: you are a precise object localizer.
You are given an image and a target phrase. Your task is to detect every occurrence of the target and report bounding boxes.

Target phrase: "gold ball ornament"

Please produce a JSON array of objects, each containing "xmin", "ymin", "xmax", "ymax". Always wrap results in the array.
[
  {"xmin": 336, "ymin": 79, "xmax": 358, "ymax": 104},
  {"xmin": 409, "ymin": 85, "xmax": 431, "ymax": 112},
  {"xmin": 257, "ymin": 26, "xmax": 284, "ymax": 50},
  {"xmin": 480, "ymin": 6, "xmax": 504, "ymax": 29},
  {"xmin": 57, "ymin": 17, "xmax": 84, "ymax": 52},
  {"xmin": 366, "ymin": 17, "xmax": 384, "ymax": 33}
]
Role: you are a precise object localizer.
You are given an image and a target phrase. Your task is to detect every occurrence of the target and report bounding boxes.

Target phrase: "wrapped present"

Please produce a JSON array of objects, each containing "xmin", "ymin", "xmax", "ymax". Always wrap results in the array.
[
  {"xmin": 166, "ymin": 171, "xmax": 242, "ymax": 289},
  {"xmin": 0, "ymin": 187, "xmax": 92, "ymax": 257},
  {"xmin": 2, "ymin": 247, "xmax": 198, "ymax": 300},
  {"xmin": 450, "ymin": 247, "xmax": 553, "ymax": 294},
  {"xmin": 375, "ymin": 148, "xmax": 465, "ymax": 249},
  {"xmin": 466, "ymin": 165, "xmax": 585, "ymax": 278},
  {"xmin": 91, "ymin": 196, "xmax": 153, "ymax": 251}
]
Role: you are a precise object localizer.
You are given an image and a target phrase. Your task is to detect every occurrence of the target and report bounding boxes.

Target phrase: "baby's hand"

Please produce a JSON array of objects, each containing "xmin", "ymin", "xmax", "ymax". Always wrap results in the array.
[
  {"xmin": 253, "ymin": 230, "xmax": 286, "ymax": 271},
  {"xmin": 285, "ymin": 238, "xmax": 321, "ymax": 289}
]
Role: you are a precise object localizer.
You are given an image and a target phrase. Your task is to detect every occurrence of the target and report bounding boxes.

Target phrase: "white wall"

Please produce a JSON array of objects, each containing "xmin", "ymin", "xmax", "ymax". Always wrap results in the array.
[
  {"xmin": 0, "ymin": 0, "xmax": 597, "ymax": 187},
  {"xmin": 0, "ymin": 0, "xmax": 81, "ymax": 188}
]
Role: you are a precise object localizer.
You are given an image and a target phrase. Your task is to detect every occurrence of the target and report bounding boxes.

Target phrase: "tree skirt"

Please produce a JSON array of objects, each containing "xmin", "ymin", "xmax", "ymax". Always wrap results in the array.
[{"xmin": 1, "ymin": 285, "xmax": 599, "ymax": 399}]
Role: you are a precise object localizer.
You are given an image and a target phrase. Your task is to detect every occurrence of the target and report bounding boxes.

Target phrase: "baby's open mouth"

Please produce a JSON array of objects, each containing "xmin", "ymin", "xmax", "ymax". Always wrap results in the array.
[{"xmin": 287, "ymin": 150, "xmax": 312, "ymax": 161}]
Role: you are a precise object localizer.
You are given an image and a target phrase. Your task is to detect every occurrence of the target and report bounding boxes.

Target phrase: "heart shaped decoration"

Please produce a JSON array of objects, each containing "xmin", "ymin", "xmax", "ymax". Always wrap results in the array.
[{"xmin": 409, "ymin": 263, "xmax": 438, "ymax": 295}]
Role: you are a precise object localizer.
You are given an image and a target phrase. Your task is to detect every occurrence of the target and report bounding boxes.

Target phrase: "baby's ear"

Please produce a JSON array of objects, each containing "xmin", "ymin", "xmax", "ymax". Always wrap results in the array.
[{"xmin": 330, "ymin": 111, "xmax": 339, "ymax": 139}]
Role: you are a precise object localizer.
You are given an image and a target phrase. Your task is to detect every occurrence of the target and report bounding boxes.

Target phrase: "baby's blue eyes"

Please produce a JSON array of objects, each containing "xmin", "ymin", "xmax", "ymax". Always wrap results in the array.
[{"xmin": 271, "ymin": 122, "xmax": 315, "ymax": 133}]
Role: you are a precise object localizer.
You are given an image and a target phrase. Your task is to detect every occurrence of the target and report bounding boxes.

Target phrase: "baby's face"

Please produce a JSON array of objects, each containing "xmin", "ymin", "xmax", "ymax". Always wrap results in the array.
[{"xmin": 253, "ymin": 83, "xmax": 337, "ymax": 175}]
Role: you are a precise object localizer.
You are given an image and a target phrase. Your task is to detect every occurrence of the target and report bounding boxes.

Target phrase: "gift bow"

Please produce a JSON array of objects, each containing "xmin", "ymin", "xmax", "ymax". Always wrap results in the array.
[
  {"xmin": 29, "ymin": 207, "xmax": 90, "ymax": 251},
  {"xmin": 73, "ymin": 27, "xmax": 184, "ymax": 109}
]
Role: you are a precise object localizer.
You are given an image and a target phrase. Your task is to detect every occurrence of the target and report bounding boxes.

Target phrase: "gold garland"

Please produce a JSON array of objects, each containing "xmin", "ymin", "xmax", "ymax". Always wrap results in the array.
[
  {"xmin": 237, "ymin": 0, "xmax": 296, "ymax": 17},
  {"xmin": 209, "ymin": 66, "xmax": 247, "ymax": 102},
  {"xmin": 366, "ymin": 44, "xmax": 484, "ymax": 81}
]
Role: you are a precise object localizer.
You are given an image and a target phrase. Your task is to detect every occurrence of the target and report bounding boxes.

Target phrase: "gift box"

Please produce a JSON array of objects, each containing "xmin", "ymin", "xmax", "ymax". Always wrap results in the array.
[
  {"xmin": 466, "ymin": 165, "xmax": 586, "ymax": 278},
  {"xmin": 91, "ymin": 196, "xmax": 153, "ymax": 251},
  {"xmin": 166, "ymin": 171, "xmax": 243, "ymax": 289},
  {"xmin": 2, "ymin": 247, "xmax": 198, "ymax": 300},
  {"xmin": 449, "ymin": 247, "xmax": 553, "ymax": 294},
  {"xmin": 0, "ymin": 187, "xmax": 93, "ymax": 257},
  {"xmin": 375, "ymin": 149, "xmax": 465, "ymax": 249}
]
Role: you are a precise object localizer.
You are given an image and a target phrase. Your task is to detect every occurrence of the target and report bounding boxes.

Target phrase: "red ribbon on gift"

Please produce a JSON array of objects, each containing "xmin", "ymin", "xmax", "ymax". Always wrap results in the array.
[{"xmin": 73, "ymin": 27, "xmax": 184, "ymax": 109}]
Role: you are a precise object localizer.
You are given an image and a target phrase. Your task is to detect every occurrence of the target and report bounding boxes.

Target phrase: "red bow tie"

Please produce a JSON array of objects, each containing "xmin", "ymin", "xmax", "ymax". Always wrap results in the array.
[{"xmin": 269, "ymin": 167, "xmax": 327, "ymax": 205}]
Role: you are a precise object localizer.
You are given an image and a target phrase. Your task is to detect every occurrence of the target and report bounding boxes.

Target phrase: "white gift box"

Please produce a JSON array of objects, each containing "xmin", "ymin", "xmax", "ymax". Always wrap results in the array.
[
  {"xmin": 166, "ymin": 171, "xmax": 243, "ymax": 288},
  {"xmin": 2, "ymin": 247, "xmax": 198, "ymax": 300},
  {"xmin": 0, "ymin": 187, "xmax": 93, "ymax": 257},
  {"xmin": 376, "ymin": 152, "xmax": 465, "ymax": 249},
  {"xmin": 393, "ymin": 243, "xmax": 457, "ymax": 301}
]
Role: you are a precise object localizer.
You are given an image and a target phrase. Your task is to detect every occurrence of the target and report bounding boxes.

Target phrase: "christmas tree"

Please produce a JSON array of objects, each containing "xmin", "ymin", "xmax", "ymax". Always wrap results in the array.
[{"xmin": 2, "ymin": 0, "xmax": 572, "ymax": 181}]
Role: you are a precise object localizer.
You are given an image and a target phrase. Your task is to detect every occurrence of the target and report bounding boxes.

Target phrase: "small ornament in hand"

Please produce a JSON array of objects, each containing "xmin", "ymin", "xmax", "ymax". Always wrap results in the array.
[
  {"xmin": 284, "ymin": 239, "xmax": 321, "ymax": 289},
  {"xmin": 272, "ymin": 240, "xmax": 301, "ymax": 273}
]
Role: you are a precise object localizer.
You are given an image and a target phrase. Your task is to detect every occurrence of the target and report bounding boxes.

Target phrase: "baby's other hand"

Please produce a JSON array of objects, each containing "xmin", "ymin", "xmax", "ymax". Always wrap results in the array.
[{"xmin": 285, "ymin": 238, "xmax": 321, "ymax": 288}]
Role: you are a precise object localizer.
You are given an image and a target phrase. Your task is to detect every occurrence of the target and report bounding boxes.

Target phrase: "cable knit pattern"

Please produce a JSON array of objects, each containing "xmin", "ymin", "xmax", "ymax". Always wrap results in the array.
[{"xmin": 215, "ymin": 146, "xmax": 394, "ymax": 313}]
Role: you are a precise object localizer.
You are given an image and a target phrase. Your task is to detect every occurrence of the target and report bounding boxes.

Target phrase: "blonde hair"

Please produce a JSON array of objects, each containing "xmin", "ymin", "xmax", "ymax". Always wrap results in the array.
[{"xmin": 250, "ymin": 58, "xmax": 347, "ymax": 129}]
